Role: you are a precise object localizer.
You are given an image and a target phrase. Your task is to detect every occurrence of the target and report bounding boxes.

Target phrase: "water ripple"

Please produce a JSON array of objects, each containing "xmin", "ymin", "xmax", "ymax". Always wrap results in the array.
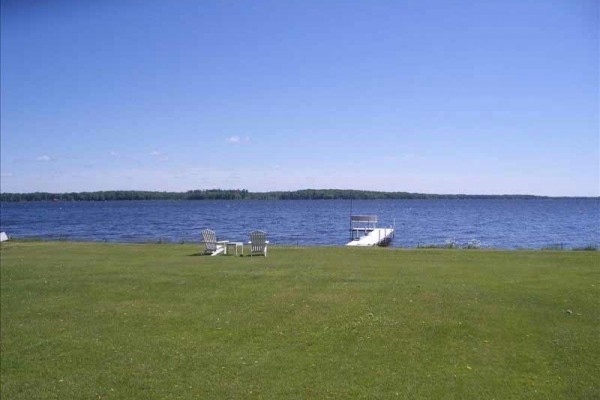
[{"xmin": 1, "ymin": 199, "xmax": 598, "ymax": 249}]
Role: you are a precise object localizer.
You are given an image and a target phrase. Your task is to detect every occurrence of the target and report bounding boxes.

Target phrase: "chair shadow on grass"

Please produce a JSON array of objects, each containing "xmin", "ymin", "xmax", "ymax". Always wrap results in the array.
[
  {"xmin": 187, "ymin": 251, "xmax": 248, "ymax": 257},
  {"xmin": 186, "ymin": 252, "xmax": 257, "ymax": 258}
]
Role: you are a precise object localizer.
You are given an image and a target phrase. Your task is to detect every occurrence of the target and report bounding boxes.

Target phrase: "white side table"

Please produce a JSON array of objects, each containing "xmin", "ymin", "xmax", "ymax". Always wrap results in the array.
[{"xmin": 226, "ymin": 242, "xmax": 244, "ymax": 256}]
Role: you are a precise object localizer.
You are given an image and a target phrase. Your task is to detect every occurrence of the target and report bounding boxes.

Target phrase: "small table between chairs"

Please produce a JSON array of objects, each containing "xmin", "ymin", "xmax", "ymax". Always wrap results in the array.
[{"xmin": 225, "ymin": 242, "xmax": 244, "ymax": 256}]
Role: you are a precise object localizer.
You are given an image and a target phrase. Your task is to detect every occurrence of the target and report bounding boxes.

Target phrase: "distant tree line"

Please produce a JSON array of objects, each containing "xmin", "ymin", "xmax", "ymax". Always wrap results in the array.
[
  {"xmin": 0, "ymin": 189, "xmax": 249, "ymax": 202},
  {"xmin": 0, "ymin": 189, "xmax": 584, "ymax": 202}
]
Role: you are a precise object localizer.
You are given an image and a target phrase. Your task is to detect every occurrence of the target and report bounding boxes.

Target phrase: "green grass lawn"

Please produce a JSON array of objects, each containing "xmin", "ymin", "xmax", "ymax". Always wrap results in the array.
[{"xmin": 1, "ymin": 242, "xmax": 598, "ymax": 399}]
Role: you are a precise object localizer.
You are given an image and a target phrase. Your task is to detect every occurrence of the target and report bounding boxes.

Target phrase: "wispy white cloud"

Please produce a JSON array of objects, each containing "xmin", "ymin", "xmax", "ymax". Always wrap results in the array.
[
  {"xmin": 227, "ymin": 136, "xmax": 250, "ymax": 144},
  {"xmin": 109, "ymin": 151, "xmax": 119, "ymax": 157},
  {"xmin": 1, "ymin": 172, "xmax": 14, "ymax": 178},
  {"xmin": 36, "ymin": 155, "xmax": 55, "ymax": 162},
  {"xmin": 149, "ymin": 151, "xmax": 169, "ymax": 161}
]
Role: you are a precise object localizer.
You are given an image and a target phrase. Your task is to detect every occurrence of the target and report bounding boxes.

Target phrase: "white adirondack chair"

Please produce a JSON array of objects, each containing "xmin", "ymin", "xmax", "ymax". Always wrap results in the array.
[
  {"xmin": 249, "ymin": 230, "xmax": 269, "ymax": 257},
  {"xmin": 201, "ymin": 229, "xmax": 228, "ymax": 256}
]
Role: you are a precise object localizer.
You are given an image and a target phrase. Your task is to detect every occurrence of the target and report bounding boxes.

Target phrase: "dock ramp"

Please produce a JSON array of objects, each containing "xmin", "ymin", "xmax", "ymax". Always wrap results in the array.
[
  {"xmin": 346, "ymin": 228, "xmax": 394, "ymax": 246},
  {"xmin": 346, "ymin": 215, "xmax": 394, "ymax": 247}
]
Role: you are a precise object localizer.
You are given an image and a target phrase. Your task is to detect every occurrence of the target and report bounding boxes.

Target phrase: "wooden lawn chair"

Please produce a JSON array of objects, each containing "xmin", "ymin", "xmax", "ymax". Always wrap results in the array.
[
  {"xmin": 248, "ymin": 230, "xmax": 269, "ymax": 257},
  {"xmin": 201, "ymin": 229, "xmax": 228, "ymax": 256}
]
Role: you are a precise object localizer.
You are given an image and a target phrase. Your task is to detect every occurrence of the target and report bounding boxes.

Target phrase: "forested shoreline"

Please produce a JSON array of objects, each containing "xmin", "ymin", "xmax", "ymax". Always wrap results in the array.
[{"xmin": 1, "ymin": 189, "xmax": 593, "ymax": 202}]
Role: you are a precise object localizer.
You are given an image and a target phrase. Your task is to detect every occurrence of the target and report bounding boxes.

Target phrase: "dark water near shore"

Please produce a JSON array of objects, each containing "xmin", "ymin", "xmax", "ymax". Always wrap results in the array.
[{"xmin": 1, "ymin": 199, "xmax": 598, "ymax": 249}]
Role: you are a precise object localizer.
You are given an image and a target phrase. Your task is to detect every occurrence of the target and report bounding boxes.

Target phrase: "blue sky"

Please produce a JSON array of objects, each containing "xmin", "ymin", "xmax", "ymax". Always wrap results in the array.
[{"xmin": 1, "ymin": 0, "xmax": 598, "ymax": 196}]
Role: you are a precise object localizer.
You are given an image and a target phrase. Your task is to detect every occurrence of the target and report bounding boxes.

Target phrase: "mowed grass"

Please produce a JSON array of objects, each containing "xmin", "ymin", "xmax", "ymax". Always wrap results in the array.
[{"xmin": 1, "ymin": 242, "xmax": 598, "ymax": 399}]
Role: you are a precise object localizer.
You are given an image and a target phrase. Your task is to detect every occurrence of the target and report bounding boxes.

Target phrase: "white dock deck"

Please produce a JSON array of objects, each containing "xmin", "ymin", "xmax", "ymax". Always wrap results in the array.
[{"xmin": 346, "ymin": 228, "xmax": 394, "ymax": 247}]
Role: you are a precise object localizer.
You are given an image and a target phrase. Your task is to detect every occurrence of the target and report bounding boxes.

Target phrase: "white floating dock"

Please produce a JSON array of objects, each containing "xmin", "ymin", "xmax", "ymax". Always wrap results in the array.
[
  {"xmin": 346, "ymin": 215, "xmax": 394, "ymax": 247},
  {"xmin": 347, "ymin": 228, "xmax": 394, "ymax": 246}
]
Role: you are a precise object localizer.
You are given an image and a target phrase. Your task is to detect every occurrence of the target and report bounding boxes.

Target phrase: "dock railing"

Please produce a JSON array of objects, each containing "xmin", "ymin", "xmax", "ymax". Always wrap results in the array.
[{"xmin": 350, "ymin": 215, "xmax": 378, "ymax": 241}]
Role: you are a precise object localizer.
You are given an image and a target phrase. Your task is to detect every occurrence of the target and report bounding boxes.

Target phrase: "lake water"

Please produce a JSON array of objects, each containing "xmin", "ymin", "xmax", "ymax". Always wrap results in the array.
[{"xmin": 1, "ymin": 199, "xmax": 598, "ymax": 249}]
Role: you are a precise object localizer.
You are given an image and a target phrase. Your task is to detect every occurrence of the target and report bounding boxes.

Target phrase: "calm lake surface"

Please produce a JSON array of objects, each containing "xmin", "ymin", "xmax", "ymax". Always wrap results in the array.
[{"xmin": 1, "ymin": 199, "xmax": 598, "ymax": 249}]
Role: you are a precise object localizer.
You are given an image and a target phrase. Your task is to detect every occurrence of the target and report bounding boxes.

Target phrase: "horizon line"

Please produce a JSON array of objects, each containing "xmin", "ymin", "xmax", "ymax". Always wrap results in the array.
[{"xmin": 1, "ymin": 188, "xmax": 598, "ymax": 199}]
